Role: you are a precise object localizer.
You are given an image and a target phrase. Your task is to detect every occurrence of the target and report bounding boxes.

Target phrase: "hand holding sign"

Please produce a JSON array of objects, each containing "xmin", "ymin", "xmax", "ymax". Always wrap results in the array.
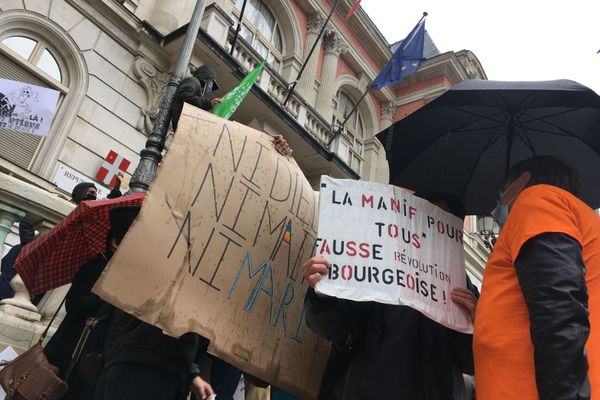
[
  {"xmin": 303, "ymin": 255, "xmax": 330, "ymax": 296},
  {"xmin": 451, "ymin": 287, "xmax": 477, "ymax": 321},
  {"xmin": 272, "ymin": 134, "xmax": 293, "ymax": 156}
]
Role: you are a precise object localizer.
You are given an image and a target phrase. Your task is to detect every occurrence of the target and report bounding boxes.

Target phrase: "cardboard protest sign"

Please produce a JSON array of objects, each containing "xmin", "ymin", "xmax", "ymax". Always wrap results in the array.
[
  {"xmin": 93, "ymin": 105, "xmax": 329, "ymax": 398},
  {"xmin": 315, "ymin": 176, "xmax": 472, "ymax": 333},
  {"xmin": 0, "ymin": 78, "xmax": 59, "ymax": 136}
]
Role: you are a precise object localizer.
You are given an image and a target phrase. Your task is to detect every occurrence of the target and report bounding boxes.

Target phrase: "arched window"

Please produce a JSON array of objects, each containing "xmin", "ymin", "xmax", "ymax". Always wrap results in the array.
[
  {"xmin": 234, "ymin": 0, "xmax": 283, "ymax": 71},
  {"xmin": 332, "ymin": 90, "xmax": 364, "ymax": 173},
  {"xmin": 0, "ymin": 32, "xmax": 68, "ymax": 170},
  {"xmin": 2, "ymin": 36, "xmax": 63, "ymax": 83}
]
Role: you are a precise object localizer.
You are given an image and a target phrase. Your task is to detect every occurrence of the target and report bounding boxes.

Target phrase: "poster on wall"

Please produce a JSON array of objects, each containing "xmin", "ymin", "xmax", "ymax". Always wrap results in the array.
[
  {"xmin": 315, "ymin": 176, "xmax": 472, "ymax": 333},
  {"xmin": 0, "ymin": 78, "xmax": 60, "ymax": 136}
]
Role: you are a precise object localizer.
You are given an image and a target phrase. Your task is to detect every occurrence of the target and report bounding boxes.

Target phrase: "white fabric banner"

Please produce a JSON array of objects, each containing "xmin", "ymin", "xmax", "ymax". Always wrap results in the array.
[
  {"xmin": 0, "ymin": 78, "xmax": 60, "ymax": 136},
  {"xmin": 315, "ymin": 176, "xmax": 472, "ymax": 333}
]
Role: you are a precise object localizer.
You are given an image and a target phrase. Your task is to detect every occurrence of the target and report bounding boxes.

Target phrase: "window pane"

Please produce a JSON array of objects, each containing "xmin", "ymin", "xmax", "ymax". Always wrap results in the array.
[
  {"xmin": 273, "ymin": 27, "xmax": 283, "ymax": 52},
  {"xmin": 337, "ymin": 141, "xmax": 350, "ymax": 163},
  {"xmin": 2, "ymin": 36, "xmax": 37, "ymax": 60},
  {"xmin": 246, "ymin": 0, "xmax": 276, "ymax": 41},
  {"xmin": 356, "ymin": 116, "xmax": 364, "ymax": 137},
  {"xmin": 37, "ymin": 49, "xmax": 62, "ymax": 82},
  {"xmin": 240, "ymin": 24, "xmax": 254, "ymax": 43},
  {"xmin": 351, "ymin": 156, "xmax": 361, "ymax": 173},
  {"xmin": 266, "ymin": 52, "xmax": 280, "ymax": 71},
  {"xmin": 353, "ymin": 141, "xmax": 363, "ymax": 155},
  {"xmin": 255, "ymin": 40, "xmax": 269, "ymax": 59}
]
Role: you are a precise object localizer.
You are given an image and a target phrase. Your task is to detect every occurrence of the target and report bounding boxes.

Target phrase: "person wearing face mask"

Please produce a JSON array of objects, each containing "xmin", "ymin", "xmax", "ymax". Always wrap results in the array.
[
  {"xmin": 71, "ymin": 179, "xmax": 122, "ymax": 204},
  {"xmin": 473, "ymin": 155, "xmax": 600, "ymax": 400},
  {"xmin": 171, "ymin": 64, "xmax": 223, "ymax": 132},
  {"xmin": 72, "ymin": 182, "xmax": 98, "ymax": 204}
]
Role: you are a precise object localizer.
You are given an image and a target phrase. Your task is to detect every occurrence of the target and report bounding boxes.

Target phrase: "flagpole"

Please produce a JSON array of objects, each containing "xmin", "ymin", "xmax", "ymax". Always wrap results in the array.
[
  {"xmin": 283, "ymin": 0, "xmax": 343, "ymax": 106},
  {"xmin": 327, "ymin": 88, "xmax": 369, "ymax": 147},
  {"xmin": 327, "ymin": 12, "xmax": 428, "ymax": 149},
  {"xmin": 229, "ymin": 0, "xmax": 248, "ymax": 56},
  {"xmin": 129, "ymin": 0, "xmax": 207, "ymax": 192}
]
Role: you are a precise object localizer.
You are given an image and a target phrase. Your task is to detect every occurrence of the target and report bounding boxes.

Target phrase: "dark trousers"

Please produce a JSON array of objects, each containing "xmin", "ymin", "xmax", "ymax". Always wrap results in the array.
[{"xmin": 93, "ymin": 363, "xmax": 187, "ymax": 400}]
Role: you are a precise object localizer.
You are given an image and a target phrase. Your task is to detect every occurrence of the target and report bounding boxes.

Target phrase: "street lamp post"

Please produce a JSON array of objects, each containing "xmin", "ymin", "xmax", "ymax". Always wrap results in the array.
[{"xmin": 129, "ymin": 0, "xmax": 207, "ymax": 192}]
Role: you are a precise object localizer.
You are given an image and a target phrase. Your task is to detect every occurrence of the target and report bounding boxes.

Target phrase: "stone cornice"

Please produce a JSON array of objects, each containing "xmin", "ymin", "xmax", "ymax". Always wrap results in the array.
[
  {"xmin": 68, "ymin": 0, "xmax": 170, "ymax": 71},
  {"xmin": 393, "ymin": 51, "xmax": 471, "ymax": 90},
  {"xmin": 0, "ymin": 173, "xmax": 74, "ymax": 225}
]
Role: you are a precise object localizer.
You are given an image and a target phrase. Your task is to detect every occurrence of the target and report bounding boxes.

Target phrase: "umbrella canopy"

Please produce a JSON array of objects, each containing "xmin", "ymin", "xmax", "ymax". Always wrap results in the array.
[
  {"xmin": 15, "ymin": 192, "xmax": 144, "ymax": 295},
  {"xmin": 377, "ymin": 79, "xmax": 600, "ymax": 215}
]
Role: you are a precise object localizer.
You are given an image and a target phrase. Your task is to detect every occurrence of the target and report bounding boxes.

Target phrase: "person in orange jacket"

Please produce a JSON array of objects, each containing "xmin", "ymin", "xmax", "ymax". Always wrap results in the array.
[{"xmin": 474, "ymin": 156, "xmax": 598, "ymax": 400}]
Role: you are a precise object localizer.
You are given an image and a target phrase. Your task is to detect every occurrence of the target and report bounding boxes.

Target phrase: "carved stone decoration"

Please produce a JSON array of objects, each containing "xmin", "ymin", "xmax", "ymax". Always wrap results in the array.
[
  {"xmin": 323, "ymin": 32, "xmax": 348, "ymax": 56},
  {"xmin": 133, "ymin": 57, "xmax": 171, "ymax": 135},
  {"xmin": 357, "ymin": 73, "xmax": 370, "ymax": 92},
  {"xmin": 307, "ymin": 13, "xmax": 325, "ymax": 35},
  {"xmin": 380, "ymin": 101, "xmax": 397, "ymax": 129},
  {"xmin": 381, "ymin": 102, "xmax": 397, "ymax": 120}
]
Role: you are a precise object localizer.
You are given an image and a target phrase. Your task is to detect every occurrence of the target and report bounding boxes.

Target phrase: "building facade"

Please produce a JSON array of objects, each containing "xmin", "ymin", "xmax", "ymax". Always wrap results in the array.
[{"xmin": 0, "ymin": 0, "xmax": 489, "ymax": 352}]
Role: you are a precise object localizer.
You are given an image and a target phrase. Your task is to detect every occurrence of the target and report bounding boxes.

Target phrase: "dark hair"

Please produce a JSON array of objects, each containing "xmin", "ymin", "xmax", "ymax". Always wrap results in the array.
[
  {"xmin": 414, "ymin": 190, "xmax": 466, "ymax": 219},
  {"xmin": 71, "ymin": 182, "xmax": 96, "ymax": 204},
  {"xmin": 508, "ymin": 156, "xmax": 580, "ymax": 196}
]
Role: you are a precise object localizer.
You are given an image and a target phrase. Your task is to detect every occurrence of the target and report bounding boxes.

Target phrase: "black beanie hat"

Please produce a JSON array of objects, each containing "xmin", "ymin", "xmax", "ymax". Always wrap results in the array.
[
  {"xmin": 72, "ymin": 182, "xmax": 97, "ymax": 204},
  {"xmin": 109, "ymin": 206, "xmax": 141, "ymax": 243}
]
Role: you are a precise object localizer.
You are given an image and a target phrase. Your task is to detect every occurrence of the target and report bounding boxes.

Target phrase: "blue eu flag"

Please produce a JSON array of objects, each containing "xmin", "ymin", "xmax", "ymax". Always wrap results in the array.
[{"xmin": 372, "ymin": 19, "xmax": 426, "ymax": 90}]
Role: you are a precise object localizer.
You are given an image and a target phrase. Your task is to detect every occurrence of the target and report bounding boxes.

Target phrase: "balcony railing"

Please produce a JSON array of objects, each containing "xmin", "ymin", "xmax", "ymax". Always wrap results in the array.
[{"xmin": 229, "ymin": 33, "xmax": 335, "ymax": 148}]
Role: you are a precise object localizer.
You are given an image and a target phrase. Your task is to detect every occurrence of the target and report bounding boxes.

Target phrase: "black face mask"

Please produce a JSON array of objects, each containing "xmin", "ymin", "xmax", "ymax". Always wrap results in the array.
[{"xmin": 85, "ymin": 194, "xmax": 97, "ymax": 201}]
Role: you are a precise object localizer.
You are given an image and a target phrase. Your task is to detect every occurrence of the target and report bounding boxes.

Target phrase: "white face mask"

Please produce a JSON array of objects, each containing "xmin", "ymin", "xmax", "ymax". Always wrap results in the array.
[{"xmin": 490, "ymin": 172, "xmax": 531, "ymax": 229}]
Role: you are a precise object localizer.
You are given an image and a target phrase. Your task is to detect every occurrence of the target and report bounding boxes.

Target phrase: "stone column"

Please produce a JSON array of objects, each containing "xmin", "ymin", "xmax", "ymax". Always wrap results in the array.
[
  {"xmin": 380, "ymin": 101, "xmax": 397, "ymax": 130},
  {"xmin": 0, "ymin": 204, "xmax": 40, "ymax": 322},
  {"xmin": 149, "ymin": 0, "xmax": 186, "ymax": 34},
  {"xmin": 0, "ymin": 204, "xmax": 25, "ymax": 249},
  {"xmin": 314, "ymin": 32, "xmax": 347, "ymax": 123},
  {"xmin": 295, "ymin": 13, "xmax": 325, "ymax": 104}
]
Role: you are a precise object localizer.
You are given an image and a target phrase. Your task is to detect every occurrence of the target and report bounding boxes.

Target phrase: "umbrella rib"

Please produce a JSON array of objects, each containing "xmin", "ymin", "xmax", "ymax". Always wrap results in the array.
[
  {"xmin": 449, "ymin": 106, "xmax": 507, "ymax": 125},
  {"xmin": 517, "ymin": 125, "xmax": 577, "ymax": 137},
  {"xmin": 459, "ymin": 127, "xmax": 505, "ymax": 200},
  {"xmin": 519, "ymin": 109, "xmax": 580, "ymax": 137},
  {"xmin": 445, "ymin": 125, "xmax": 506, "ymax": 134},
  {"xmin": 514, "ymin": 125, "xmax": 537, "ymax": 155},
  {"xmin": 519, "ymin": 107, "xmax": 580, "ymax": 125},
  {"xmin": 515, "ymin": 117, "xmax": 600, "ymax": 163}
]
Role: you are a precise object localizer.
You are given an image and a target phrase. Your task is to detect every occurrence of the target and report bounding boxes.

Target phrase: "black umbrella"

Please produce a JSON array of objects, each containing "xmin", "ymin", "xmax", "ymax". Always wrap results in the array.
[{"xmin": 377, "ymin": 79, "xmax": 600, "ymax": 215}]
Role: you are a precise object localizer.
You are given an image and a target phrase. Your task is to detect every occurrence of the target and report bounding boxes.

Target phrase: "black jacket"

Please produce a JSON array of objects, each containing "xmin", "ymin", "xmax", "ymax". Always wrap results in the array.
[
  {"xmin": 45, "ymin": 255, "xmax": 112, "ymax": 378},
  {"xmin": 171, "ymin": 77, "xmax": 213, "ymax": 131},
  {"xmin": 0, "ymin": 245, "xmax": 20, "ymax": 300},
  {"xmin": 306, "ymin": 278, "xmax": 478, "ymax": 400},
  {"xmin": 515, "ymin": 232, "xmax": 591, "ymax": 400},
  {"xmin": 103, "ymin": 311, "xmax": 199, "ymax": 378}
]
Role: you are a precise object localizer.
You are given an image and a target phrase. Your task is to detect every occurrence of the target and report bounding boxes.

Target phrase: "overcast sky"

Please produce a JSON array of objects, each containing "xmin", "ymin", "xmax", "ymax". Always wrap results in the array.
[{"xmin": 362, "ymin": 1, "xmax": 600, "ymax": 94}]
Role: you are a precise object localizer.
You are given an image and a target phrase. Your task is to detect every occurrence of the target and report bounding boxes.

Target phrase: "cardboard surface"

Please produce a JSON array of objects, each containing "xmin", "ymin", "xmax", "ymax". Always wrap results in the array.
[{"xmin": 93, "ymin": 105, "xmax": 329, "ymax": 398}]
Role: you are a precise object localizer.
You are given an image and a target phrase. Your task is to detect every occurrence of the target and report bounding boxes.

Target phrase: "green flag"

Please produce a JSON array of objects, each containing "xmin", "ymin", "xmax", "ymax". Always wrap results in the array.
[{"xmin": 213, "ymin": 61, "xmax": 265, "ymax": 119}]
